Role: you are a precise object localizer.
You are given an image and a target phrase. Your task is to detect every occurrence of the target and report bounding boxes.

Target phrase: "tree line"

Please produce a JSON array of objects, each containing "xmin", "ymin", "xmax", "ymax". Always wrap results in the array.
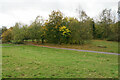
[{"xmin": 1, "ymin": 9, "xmax": 119, "ymax": 44}]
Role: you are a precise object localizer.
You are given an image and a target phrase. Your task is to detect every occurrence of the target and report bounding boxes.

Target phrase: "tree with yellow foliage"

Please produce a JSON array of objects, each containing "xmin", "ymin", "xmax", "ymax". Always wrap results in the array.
[
  {"xmin": 2, "ymin": 27, "xmax": 13, "ymax": 43},
  {"xmin": 59, "ymin": 26, "xmax": 71, "ymax": 44}
]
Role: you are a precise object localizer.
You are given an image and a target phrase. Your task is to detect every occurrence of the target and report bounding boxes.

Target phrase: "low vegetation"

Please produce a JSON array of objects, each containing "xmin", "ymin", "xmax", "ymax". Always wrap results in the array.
[
  {"xmin": 29, "ymin": 40, "xmax": 118, "ymax": 53},
  {"xmin": 2, "ymin": 44, "xmax": 118, "ymax": 78}
]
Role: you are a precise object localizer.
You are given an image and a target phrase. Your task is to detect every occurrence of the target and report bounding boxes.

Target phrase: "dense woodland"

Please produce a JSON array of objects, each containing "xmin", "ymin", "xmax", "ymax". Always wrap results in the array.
[{"xmin": 1, "ymin": 8, "xmax": 120, "ymax": 44}]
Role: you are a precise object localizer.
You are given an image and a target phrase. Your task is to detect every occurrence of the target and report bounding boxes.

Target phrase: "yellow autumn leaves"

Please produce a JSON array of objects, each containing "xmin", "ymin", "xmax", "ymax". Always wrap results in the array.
[{"xmin": 59, "ymin": 26, "xmax": 71, "ymax": 36}]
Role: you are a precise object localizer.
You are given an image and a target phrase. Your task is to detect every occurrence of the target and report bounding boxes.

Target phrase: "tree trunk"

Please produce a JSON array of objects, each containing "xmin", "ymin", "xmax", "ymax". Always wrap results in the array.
[{"xmin": 41, "ymin": 38, "xmax": 44, "ymax": 44}]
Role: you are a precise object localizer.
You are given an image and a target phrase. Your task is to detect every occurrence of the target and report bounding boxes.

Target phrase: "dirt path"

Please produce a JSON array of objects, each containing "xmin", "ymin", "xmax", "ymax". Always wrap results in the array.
[{"xmin": 39, "ymin": 45, "xmax": 119, "ymax": 55}]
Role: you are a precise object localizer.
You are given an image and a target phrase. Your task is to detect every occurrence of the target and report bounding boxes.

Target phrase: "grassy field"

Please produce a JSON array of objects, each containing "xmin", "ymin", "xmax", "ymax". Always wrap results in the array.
[
  {"xmin": 2, "ymin": 43, "xmax": 118, "ymax": 78},
  {"xmin": 30, "ymin": 40, "xmax": 118, "ymax": 53}
]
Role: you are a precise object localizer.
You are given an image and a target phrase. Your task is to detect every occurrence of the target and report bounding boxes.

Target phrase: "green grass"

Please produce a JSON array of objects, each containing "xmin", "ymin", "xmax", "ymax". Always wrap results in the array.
[
  {"xmin": 1, "ymin": 43, "xmax": 18, "ymax": 46},
  {"xmin": 36, "ymin": 40, "xmax": 118, "ymax": 53},
  {"xmin": 91, "ymin": 40, "xmax": 118, "ymax": 53},
  {"xmin": 2, "ymin": 44, "xmax": 118, "ymax": 78}
]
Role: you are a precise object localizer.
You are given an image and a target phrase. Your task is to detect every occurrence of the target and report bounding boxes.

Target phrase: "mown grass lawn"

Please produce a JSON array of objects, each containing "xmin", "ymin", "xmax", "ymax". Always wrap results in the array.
[{"xmin": 2, "ymin": 44, "xmax": 118, "ymax": 78}]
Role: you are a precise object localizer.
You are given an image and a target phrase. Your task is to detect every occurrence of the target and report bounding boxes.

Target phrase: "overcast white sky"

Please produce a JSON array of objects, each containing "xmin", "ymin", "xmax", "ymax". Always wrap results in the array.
[{"xmin": 0, "ymin": 0, "xmax": 119, "ymax": 28}]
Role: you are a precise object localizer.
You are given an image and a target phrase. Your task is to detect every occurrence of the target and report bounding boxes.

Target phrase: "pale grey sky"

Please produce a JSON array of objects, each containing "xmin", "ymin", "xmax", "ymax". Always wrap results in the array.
[{"xmin": 0, "ymin": 0, "xmax": 119, "ymax": 28}]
